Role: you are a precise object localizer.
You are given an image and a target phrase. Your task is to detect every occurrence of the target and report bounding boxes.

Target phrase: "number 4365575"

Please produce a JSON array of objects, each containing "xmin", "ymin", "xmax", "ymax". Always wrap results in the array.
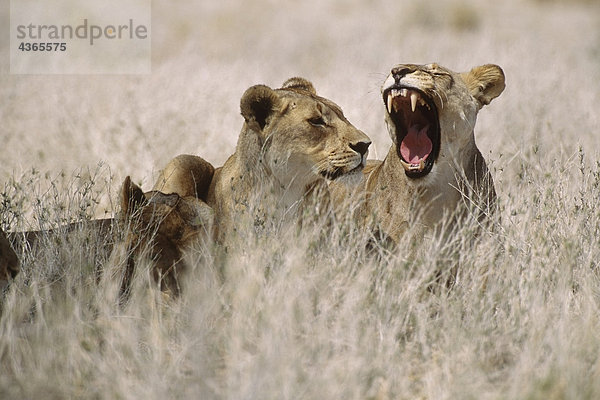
[{"xmin": 18, "ymin": 42, "xmax": 66, "ymax": 51}]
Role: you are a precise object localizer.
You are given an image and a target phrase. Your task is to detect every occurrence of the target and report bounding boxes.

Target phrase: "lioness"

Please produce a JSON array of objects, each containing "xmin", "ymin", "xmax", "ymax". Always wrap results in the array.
[
  {"xmin": 335, "ymin": 63, "xmax": 505, "ymax": 242},
  {"xmin": 119, "ymin": 78, "xmax": 369, "ymax": 294},
  {"xmin": 159, "ymin": 77, "xmax": 371, "ymax": 243}
]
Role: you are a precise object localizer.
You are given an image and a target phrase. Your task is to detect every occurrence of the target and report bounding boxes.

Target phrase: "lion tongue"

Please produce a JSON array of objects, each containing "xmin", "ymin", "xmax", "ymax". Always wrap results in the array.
[{"xmin": 400, "ymin": 125, "xmax": 432, "ymax": 164}]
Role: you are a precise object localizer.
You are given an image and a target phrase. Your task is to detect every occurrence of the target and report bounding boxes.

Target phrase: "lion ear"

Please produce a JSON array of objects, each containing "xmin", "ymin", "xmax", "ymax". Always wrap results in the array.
[
  {"xmin": 121, "ymin": 176, "xmax": 146, "ymax": 217},
  {"xmin": 462, "ymin": 64, "xmax": 506, "ymax": 108},
  {"xmin": 240, "ymin": 85, "xmax": 281, "ymax": 131},
  {"xmin": 281, "ymin": 77, "xmax": 317, "ymax": 95}
]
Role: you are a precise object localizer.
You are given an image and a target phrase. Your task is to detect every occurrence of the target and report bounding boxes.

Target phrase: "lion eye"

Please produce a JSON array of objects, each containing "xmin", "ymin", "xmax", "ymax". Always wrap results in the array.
[{"xmin": 309, "ymin": 116, "xmax": 326, "ymax": 127}]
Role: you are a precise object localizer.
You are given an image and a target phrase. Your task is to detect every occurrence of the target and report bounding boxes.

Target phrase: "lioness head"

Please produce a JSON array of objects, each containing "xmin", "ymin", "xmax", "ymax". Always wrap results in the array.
[
  {"xmin": 382, "ymin": 63, "xmax": 505, "ymax": 179},
  {"xmin": 119, "ymin": 176, "xmax": 214, "ymax": 297},
  {"xmin": 240, "ymin": 77, "xmax": 371, "ymax": 189}
]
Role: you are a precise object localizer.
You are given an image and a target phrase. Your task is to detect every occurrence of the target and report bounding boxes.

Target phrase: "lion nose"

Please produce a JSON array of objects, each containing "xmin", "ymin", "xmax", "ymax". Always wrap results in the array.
[
  {"xmin": 391, "ymin": 65, "xmax": 415, "ymax": 80},
  {"xmin": 349, "ymin": 141, "xmax": 371, "ymax": 157}
]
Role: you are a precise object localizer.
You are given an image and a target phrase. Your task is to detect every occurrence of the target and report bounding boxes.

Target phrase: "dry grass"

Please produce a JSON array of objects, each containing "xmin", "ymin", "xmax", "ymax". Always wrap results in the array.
[{"xmin": 1, "ymin": 0, "xmax": 600, "ymax": 398}]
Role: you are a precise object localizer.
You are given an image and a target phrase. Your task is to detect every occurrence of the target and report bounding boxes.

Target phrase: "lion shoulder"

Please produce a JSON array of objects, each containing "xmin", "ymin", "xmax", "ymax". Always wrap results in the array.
[{"xmin": 153, "ymin": 154, "xmax": 215, "ymax": 201}]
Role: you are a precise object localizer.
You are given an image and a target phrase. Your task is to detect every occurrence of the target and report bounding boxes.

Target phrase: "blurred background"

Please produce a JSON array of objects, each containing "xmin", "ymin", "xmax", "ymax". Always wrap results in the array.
[{"xmin": 0, "ymin": 0, "xmax": 599, "ymax": 219}]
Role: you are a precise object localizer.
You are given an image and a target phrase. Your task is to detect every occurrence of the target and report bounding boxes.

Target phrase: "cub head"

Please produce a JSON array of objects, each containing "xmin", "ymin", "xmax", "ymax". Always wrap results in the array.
[
  {"xmin": 239, "ymin": 77, "xmax": 371, "ymax": 188},
  {"xmin": 381, "ymin": 63, "xmax": 505, "ymax": 179},
  {"xmin": 119, "ymin": 176, "xmax": 214, "ymax": 297}
]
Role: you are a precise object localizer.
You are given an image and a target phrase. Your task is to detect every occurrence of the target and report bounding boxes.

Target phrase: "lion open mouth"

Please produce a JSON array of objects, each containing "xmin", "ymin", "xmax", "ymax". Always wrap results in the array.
[{"xmin": 383, "ymin": 87, "xmax": 440, "ymax": 178}]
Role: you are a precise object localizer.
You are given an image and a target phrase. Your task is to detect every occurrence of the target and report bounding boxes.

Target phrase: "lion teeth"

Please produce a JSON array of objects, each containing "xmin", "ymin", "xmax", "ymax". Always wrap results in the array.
[
  {"xmin": 400, "ymin": 159, "xmax": 411, "ymax": 172},
  {"xmin": 400, "ymin": 158, "xmax": 426, "ymax": 172},
  {"xmin": 388, "ymin": 89, "xmax": 429, "ymax": 114},
  {"xmin": 410, "ymin": 93, "xmax": 418, "ymax": 112}
]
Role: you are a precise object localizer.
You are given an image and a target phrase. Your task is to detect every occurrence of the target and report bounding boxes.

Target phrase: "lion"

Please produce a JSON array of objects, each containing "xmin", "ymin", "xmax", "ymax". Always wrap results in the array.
[
  {"xmin": 1, "ymin": 218, "xmax": 115, "ymax": 292},
  {"xmin": 158, "ymin": 77, "xmax": 371, "ymax": 243},
  {"xmin": 0, "ymin": 228, "xmax": 19, "ymax": 291},
  {"xmin": 0, "ymin": 174, "xmax": 213, "ymax": 299},
  {"xmin": 118, "ymin": 175, "xmax": 214, "ymax": 298},
  {"xmin": 118, "ymin": 77, "xmax": 370, "ymax": 294},
  {"xmin": 333, "ymin": 63, "xmax": 505, "ymax": 243}
]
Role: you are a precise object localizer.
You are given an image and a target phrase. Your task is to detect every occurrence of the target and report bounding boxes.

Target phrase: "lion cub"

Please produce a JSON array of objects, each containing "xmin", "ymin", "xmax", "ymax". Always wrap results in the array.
[{"xmin": 118, "ymin": 175, "xmax": 214, "ymax": 298}]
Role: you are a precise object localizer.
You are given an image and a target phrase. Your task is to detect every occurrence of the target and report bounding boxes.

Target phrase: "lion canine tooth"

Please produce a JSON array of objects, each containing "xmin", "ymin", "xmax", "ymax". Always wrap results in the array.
[
  {"xmin": 387, "ymin": 93, "xmax": 393, "ymax": 114},
  {"xmin": 400, "ymin": 159, "xmax": 426, "ymax": 172},
  {"xmin": 410, "ymin": 93, "xmax": 418, "ymax": 112}
]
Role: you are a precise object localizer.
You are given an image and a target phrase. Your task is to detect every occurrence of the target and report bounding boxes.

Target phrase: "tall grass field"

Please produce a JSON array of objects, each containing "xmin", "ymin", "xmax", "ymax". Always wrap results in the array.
[{"xmin": 1, "ymin": 0, "xmax": 600, "ymax": 398}]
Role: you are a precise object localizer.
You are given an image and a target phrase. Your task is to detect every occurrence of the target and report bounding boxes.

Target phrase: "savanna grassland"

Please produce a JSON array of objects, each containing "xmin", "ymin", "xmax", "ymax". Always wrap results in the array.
[{"xmin": 1, "ymin": 0, "xmax": 600, "ymax": 399}]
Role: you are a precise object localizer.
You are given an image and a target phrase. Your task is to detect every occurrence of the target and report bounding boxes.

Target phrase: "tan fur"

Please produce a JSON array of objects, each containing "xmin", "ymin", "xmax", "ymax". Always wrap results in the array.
[
  {"xmin": 153, "ymin": 154, "xmax": 215, "ymax": 200},
  {"xmin": 119, "ymin": 78, "xmax": 369, "ymax": 293},
  {"xmin": 119, "ymin": 176, "xmax": 214, "ymax": 297},
  {"xmin": 160, "ymin": 78, "xmax": 371, "ymax": 243},
  {"xmin": 0, "ymin": 228, "xmax": 19, "ymax": 289},
  {"xmin": 333, "ymin": 63, "xmax": 505, "ymax": 242}
]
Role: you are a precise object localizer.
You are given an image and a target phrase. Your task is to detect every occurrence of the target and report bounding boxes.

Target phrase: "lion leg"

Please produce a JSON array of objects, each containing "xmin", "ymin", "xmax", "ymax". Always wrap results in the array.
[{"xmin": 153, "ymin": 154, "xmax": 215, "ymax": 201}]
